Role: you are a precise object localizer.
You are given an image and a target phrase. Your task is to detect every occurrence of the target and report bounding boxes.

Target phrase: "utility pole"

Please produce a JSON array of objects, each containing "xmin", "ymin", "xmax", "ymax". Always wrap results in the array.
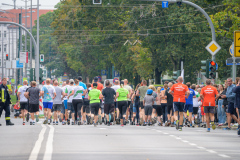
[
  {"xmin": 36, "ymin": 0, "xmax": 40, "ymax": 84},
  {"xmin": 30, "ymin": 0, "xmax": 32, "ymax": 69},
  {"xmin": 24, "ymin": 0, "xmax": 28, "ymax": 78},
  {"xmin": 2, "ymin": 31, "xmax": 3, "ymax": 79}
]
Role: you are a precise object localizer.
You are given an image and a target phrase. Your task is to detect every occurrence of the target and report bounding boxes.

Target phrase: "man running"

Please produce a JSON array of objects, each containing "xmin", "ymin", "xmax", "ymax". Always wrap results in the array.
[
  {"xmin": 66, "ymin": 79, "xmax": 75, "ymax": 125},
  {"xmin": 17, "ymin": 80, "xmax": 29, "ymax": 125},
  {"xmin": 61, "ymin": 80, "xmax": 69, "ymax": 125},
  {"xmin": 83, "ymin": 83, "xmax": 91, "ymax": 125},
  {"xmin": 53, "ymin": 80, "xmax": 65, "ymax": 125},
  {"xmin": 136, "ymin": 80, "xmax": 148, "ymax": 125},
  {"xmin": 200, "ymin": 79, "xmax": 219, "ymax": 132},
  {"xmin": 41, "ymin": 78, "xmax": 56, "ymax": 125},
  {"xmin": 24, "ymin": 81, "xmax": 40, "ymax": 125},
  {"xmin": 111, "ymin": 80, "xmax": 120, "ymax": 124},
  {"xmin": 102, "ymin": 80, "xmax": 116, "ymax": 126},
  {"xmin": 123, "ymin": 79, "xmax": 133, "ymax": 124},
  {"xmin": 165, "ymin": 82, "xmax": 174, "ymax": 126},
  {"xmin": 169, "ymin": 76, "xmax": 189, "ymax": 131}
]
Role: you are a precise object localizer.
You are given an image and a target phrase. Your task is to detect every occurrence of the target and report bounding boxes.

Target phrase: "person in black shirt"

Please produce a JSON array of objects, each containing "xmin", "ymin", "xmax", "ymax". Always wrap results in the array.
[
  {"xmin": 165, "ymin": 82, "xmax": 174, "ymax": 126},
  {"xmin": 102, "ymin": 80, "xmax": 116, "ymax": 126}
]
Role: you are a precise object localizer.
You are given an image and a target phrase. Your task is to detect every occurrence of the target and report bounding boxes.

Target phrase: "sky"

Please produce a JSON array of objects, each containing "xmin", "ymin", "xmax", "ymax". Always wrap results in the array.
[{"xmin": 0, "ymin": 0, "xmax": 61, "ymax": 10}]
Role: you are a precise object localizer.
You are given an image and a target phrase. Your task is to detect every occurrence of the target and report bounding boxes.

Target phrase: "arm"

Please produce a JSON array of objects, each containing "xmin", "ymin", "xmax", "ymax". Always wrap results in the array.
[
  {"xmin": 143, "ymin": 99, "xmax": 145, "ymax": 106},
  {"xmin": 24, "ymin": 92, "xmax": 29, "ymax": 99},
  {"xmin": 82, "ymin": 89, "xmax": 87, "ymax": 96},
  {"xmin": 68, "ymin": 90, "xmax": 74, "ymax": 99},
  {"xmin": 185, "ymin": 91, "xmax": 190, "ymax": 99},
  {"xmin": 61, "ymin": 91, "xmax": 65, "ymax": 101},
  {"xmin": 53, "ymin": 92, "xmax": 56, "ymax": 100},
  {"xmin": 88, "ymin": 95, "xmax": 91, "ymax": 100},
  {"xmin": 116, "ymin": 92, "xmax": 119, "ymax": 99},
  {"xmin": 17, "ymin": 92, "xmax": 21, "ymax": 101},
  {"xmin": 136, "ymin": 90, "xmax": 140, "ymax": 96}
]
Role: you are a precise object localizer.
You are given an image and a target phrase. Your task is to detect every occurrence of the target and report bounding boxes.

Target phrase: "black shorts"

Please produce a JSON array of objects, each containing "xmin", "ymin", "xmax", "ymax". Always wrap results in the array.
[
  {"xmin": 104, "ymin": 103, "xmax": 114, "ymax": 115},
  {"xmin": 204, "ymin": 106, "xmax": 215, "ymax": 114},
  {"xmin": 145, "ymin": 106, "xmax": 153, "ymax": 116},
  {"xmin": 83, "ymin": 99, "xmax": 90, "ymax": 106},
  {"xmin": 193, "ymin": 107, "xmax": 198, "ymax": 115},
  {"xmin": 83, "ymin": 105, "xmax": 90, "ymax": 113},
  {"xmin": 167, "ymin": 105, "xmax": 173, "ymax": 114},
  {"xmin": 140, "ymin": 101, "xmax": 144, "ymax": 109},
  {"xmin": 90, "ymin": 103, "xmax": 100, "ymax": 116},
  {"xmin": 227, "ymin": 102, "xmax": 235, "ymax": 115},
  {"xmin": 53, "ymin": 104, "xmax": 62, "ymax": 111},
  {"xmin": 29, "ymin": 104, "xmax": 39, "ymax": 113},
  {"xmin": 20, "ymin": 102, "xmax": 28, "ymax": 110},
  {"xmin": 155, "ymin": 105, "xmax": 162, "ymax": 116},
  {"xmin": 127, "ymin": 101, "xmax": 131, "ymax": 108}
]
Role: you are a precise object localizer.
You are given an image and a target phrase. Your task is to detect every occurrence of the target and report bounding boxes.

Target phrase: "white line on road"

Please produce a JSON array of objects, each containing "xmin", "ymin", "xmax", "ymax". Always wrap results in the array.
[
  {"xmin": 28, "ymin": 124, "xmax": 47, "ymax": 160},
  {"xmin": 181, "ymin": 140, "xmax": 189, "ymax": 143},
  {"xmin": 189, "ymin": 143, "xmax": 197, "ymax": 146},
  {"xmin": 99, "ymin": 128, "xmax": 107, "ymax": 129},
  {"xmin": 163, "ymin": 132, "xmax": 169, "ymax": 135},
  {"xmin": 218, "ymin": 154, "xmax": 231, "ymax": 158},
  {"xmin": 43, "ymin": 125, "xmax": 55, "ymax": 160},
  {"xmin": 197, "ymin": 147, "xmax": 206, "ymax": 150},
  {"xmin": 207, "ymin": 150, "xmax": 217, "ymax": 154}
]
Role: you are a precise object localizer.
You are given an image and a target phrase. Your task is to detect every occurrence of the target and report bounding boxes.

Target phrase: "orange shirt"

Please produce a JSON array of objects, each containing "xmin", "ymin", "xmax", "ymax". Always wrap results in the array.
[
  {"xmin": 200, "ymin": 85, "xmax": 218, "ymax": 107},
  {"xmin": 91, "ymin": 82, "xmax": 104, "ymax": 92},
  {"xmin": 170, "ymin": 83, "xmax": 189, "ymax": 103}
]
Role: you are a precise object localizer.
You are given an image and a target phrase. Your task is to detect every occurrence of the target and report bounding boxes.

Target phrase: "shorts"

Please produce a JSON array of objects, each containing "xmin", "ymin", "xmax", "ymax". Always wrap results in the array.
[
  {"xmin": 29, "ymin": 104, "xmax": 39, "ymax": 113},
  {"xmin": 114, "ymin": 102, "xmax": 118, "ymax": 108},
  {"xmin": 193, "ymin": 107, "xmax": 198, "ymax": 115},
  {"xmin": 201, "ymin": 107, "xmax": 205, "ymax": 116},
  {"xmin": 90, "ymin": 103, "xmax": 100, "ymax": 116},
  {"xmin": 204, "ymin": 106, "xmax": 215, "ymax": 114},
  {"xmin": 83, "ymin": 99, "xmax": 90, "ymax": 106},
  {"xmin": 20, "ymin": 102, "xmax": 28, "ymax": 110},
  {"xmin": 167, "ymin": 105, "xmax": 173, "ymax": 115},
  {"xmin": 64, "ymin": 100, "xmax": 68, "ymax": 110},
  {"xmin": 227, "ymin": 102, "xmax": 235, "ymax": 115},
  {"xmin": 53, "ymin": 104, "xmax": 62, "ymax": 111},
  {"xmin": 173, "ymin": 102, "xmax": 185, "ymax": 112},
  {"xmin": 184, "ymin": 104, "xmax": 193, "ymax": 113},
  {"xmin": 144, "ymin": 106, "xmax": 153, "ymax": 116},
  {"xmin": 83, "ymin": 105, "xmax": 90, "ymax": 113},
  {"xmin": 118, "ymin": 101, "xmax": 128, "ymax": 119},
  {"xmin": 128, "ymin": 101, "xmax": 131, "ymax": 108},
  {"xmin": 43, "ymin": 102, "xmax": 53, "ymax": 109},
  {"xmin": 104, "ymin": 103, "xmax": 114, "ymax": 115},
  {"xmin": 155, "ymin": 105, "xmax": 162, "ymax": 116},
  {"xmin": 133, "ymin": 106, "xmax": 137, "ymax": 113},
  {"xmin": 67, "ymin": 102, "xmax": 74, "ymax": 113},
  {"xmin": 140, "ymin": 101, "xmax": 144, "ymax": 109}
]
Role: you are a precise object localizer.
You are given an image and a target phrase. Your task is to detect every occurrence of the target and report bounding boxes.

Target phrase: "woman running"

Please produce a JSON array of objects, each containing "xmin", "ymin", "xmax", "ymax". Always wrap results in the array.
[
  {"xmin": 161, "ymin": 84, "xmax": 168, "ymax": 126},
  {"xmin": 156, "ymin": 87, "xmax": 162, "ymax": 126},
  {"xmin": 131, "ymin": 83, "xmax": 141, "ymax": 125}
]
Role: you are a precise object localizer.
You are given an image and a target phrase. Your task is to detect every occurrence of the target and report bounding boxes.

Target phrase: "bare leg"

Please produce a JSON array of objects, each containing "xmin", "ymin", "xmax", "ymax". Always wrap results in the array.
[{"xmin": 21, "ymin": 110, "xmax": 25, "ymax": 122}]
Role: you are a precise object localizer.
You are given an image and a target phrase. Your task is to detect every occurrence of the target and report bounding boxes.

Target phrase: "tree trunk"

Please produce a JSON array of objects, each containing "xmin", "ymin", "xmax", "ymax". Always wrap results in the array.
[{"xmin": 155, "ymin": 68, "xmax": 162, "ymax": 84}]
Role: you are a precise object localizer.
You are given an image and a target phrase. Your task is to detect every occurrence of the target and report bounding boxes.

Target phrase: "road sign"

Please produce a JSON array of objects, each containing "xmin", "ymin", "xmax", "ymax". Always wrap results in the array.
[
  {"xmin": 113, "ymin": 78, "xmax": 119, "ymax": 83},
  {"xmin": 16, "ymin": 59, "xmax": 23, "ymax": 68},
  {"xmin": 113, "ymin": 71, "xmax": 120, "ymax": 77},
  {"xmin": 101, "ymin": 70, "xmax": 107, "ymax": 76},
  {"xmin": 98, "ymin": 76, "xmax": 102, "ymax": 82},
  {"xmin": 234, "ymin": 31, "xmax": 240, "ymax": 57},
  {"xmin": 205, "ymin": 41, "xmax": 221, "ymax": 56},
  {"xmin": 226, "ymin": 58, "xmax": 240, "ymax": 65},
  {"xmin": 229, "ymin": 45, "xmax": 233, "ymax": 56},
  {"xmin": 20, "ymin": 52, "xmax": 28, "ymax": 63},
  {"xmin": 162, "ymin": 1, "xmax": 169, "ymax": 8}
]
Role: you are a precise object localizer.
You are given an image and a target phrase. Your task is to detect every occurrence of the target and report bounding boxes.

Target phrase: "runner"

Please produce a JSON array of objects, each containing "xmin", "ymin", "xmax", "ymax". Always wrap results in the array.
[
  {"xmin": 17, "ymin": 80, "xmax": 29, "ymax": 125},
  {"xmin": 61, "ymin": 81, "xmax": 69, "ymax": 125},
  {"xmin": 102, "ymin": 80, "xmax": 116, "ymax": 126},
  {"xmin": 83, "ymin": 83, "xmax": 91, "ymax": 125},
  {"xmin": 41, "ymin": 78, "xmax": 56, "ymax": 125},
  {"xmin": 66, "ymin": 79, "xmax": 75, "ymax": 125},
  {"xmin": 115, "ymin": 81, "xmax": 129, "ymax": 127},
  {"xmin": 156, "ymin": 87, "xmax": 162, "ymax": 126},
  {"xmin": 131, "ymin": 83, "xmax": 141, "ymax": 125},
  {"xmin": 53, "ymin": 80, "xmax": 65, "ymax": 125},
  {"xmin": 160, "ymin": 84, "xmax": 168, "ymax": 126},
  {"xmin": 184, "ymin": 82, "xmax": 196, "ymax": 127},
  {"xmin": 72, "ymin": 79, "xmax": 85, "ymax": 125},
  {"xmin": 123, "ymin": 79, "xmax": 133, "ymax": 124},
  {"xmin": 136, "ymin": 80, "xmax": 148, "ymax": 125},
  {"xmin": 143, "ymin": 89, "xmax": 154, "ymax": 126},
  {"xmin": 200, "ymin": 79, "xmax": 219, "ymax": 132},
  {"xmin": 148, "ymin": 85, "xmax": 157, "ymax": 125},
  {"xmin": 88, "ymin": 82, "xmax": 102, "ymax": 127},
  {"xmin": 165, "ymin": 82, "xmax": 174, "ymax": 127},
  {"xmin": 111, "ymin": 80, "xmax": 120, "ymax": 124},
  {"xmin": 24, "ymin": 81, "xmax": 40, "ymax": 125},
  {"xmin": 192, "ymin": 84, "xmax": 201, "ymax": 126},
  {"xmin": 169, "ymin": 76, "xmax": 190, "ymax": 131}
]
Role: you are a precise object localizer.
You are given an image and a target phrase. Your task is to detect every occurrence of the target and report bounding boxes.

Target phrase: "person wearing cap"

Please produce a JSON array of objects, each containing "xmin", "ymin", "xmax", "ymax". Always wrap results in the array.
[
  {"xmin": 143, "ymin": 89, "xmax": 154, "ymax": 126},
  {"xmin": 88, "ymin": 82, "xmax": 102, "ymax": 127},
  {"xmin": 91, "ymin": 77, "xmax": 104, "ymax": 92},
  {"xmin": 115, "ymin": 81, "xmax": 130, "ymax": 126}
]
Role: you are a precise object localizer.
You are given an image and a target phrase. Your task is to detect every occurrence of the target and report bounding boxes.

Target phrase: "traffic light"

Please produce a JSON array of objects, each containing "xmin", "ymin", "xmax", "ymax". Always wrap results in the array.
[
  {"xmin": 201, "ymin": 59, "xmax": 210, "ymax": 78},
  {"xmin": 40, "ymin": 54, "xmax": 44, "ymax": 62},
  {"xmin": 209, "ymin": 60, "xmax": 216, "ymax": 79},
  {"xmin": 93, "ymin": 0, "xmax": 102, "ymax": 4},
  {"xmin": 173, "ymin": 70, "xmax": 181, "ymax": 80},
  {"xmin": 6, "ymin": 54, "xmax": 8, "ymax": 60}
]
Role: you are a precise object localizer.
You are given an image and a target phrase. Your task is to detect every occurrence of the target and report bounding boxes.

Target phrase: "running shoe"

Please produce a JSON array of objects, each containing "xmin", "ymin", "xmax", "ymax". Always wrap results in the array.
[
  {"xmin": 23, "ymin": 122, "xmax": 25, "ymax": 125},
  {"xmin": 30, "ymin": 122, "xmax": 33, "ymax": 125},
  {"xmin": 56, "ymin": 121, "xmax": 59, "ymax": 125},
  {"xmin": 43, "ymin": 120, "xmax": 47, "ymax": 124},
  {"xmin": 72, "ymin": 121, "xmax": 74, "ymax": 125},
  {"xmin": 26, "ymin": 113, "xmax": 30, "ymax": 122},
  {"xmin": 158, "ymin": 123, "xmax": 161, "ymax": 126},
  {"xmin": 136, "ymin": 123, "xmax": 139, "ymax": 126},
  {"xmin": 62, "ymin": 121, "xmax": 66, "ymax": 125},
  {"xmin": 179, "ymin": 126, "xmax": 182, "ymax": 131},
  {"xmin": 35, "ymin": 115, "xmax": 39, "ymax": 122},
  {"xmin": 207, "ymin": 128, "xmax": 210, "ymax": 132},
  {"xmin": 48, "ymin": 122, "xmax": 51, "ymax": 125},
  {"xmin": 176, "ymin": 120, "xmax": 179, "ymax": 130},
  {"xmin": 67, "ymin": 119, "xmax": 70, "ymax": 125},
  {"xmin": 53, "ymin": 121, "xmax": 55, "ymax": 125},
  {"xmin": 211, "ymin": 122, "xmax": 216, "ymax": 130},
  {"xmin": 78, "ymin": 121, "xmax": 81, "ymax": 125},
  {"xmin": 149, "ymin": 122, "xmax": 152, "ymax": 126},
  {"xmin": 59, "ymin": 118, "xmax": 62, "ymax": 123},
  {"xmin": 33, "ymin": 122, "xmax": 35, "ymax": 125},
  {"xmin": 107, "ymin": 122, "xmax": 110, "ymax": 126},
  {"xmin": 121, "ymin": 124, "xmax": 124, "ymax": 127},
  {"xmin": 223, "ymin": 127, "xmax": 231, "ymax": 130},
  {"xmin": 94, "ymin": 123, "xmax": 97, "ymax": 127},
  {"xmin": 143, "ymin": 122, "xmax": 147, "ymax": 126}
]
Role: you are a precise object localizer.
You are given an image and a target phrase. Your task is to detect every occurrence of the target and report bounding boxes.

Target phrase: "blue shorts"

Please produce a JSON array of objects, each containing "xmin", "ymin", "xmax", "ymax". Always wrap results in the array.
[
  {"xmin": 227, "ymin": 102, "xmax": 235, "ymax": 115},
  {"xmin": 184, "ymin": 104, "xmax": 193, "ymax": 113},
  {"xmin": 173, "ymin": 102, "xmax": 185, "ymax": 112},
  {"xmin": 133, "ymin": 107, "xmax": 137, "ymax": 113},
  {"xmin": 67, "ymin": 102, "xmax": 74, "ymax": 113},
  {"xmin": 64, "ymin": 100, "xmax": 68, "ymax": 110},
  {"xmin": 43, "ymin": 102, "xmax": 53, "ymax": 109}
]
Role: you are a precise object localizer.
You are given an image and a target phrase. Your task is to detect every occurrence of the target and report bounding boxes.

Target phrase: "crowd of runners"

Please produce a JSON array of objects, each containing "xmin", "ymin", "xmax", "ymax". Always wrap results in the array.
[{"xmin": 7, "ymin": 75, "xmax": 240, "ymax": 135}]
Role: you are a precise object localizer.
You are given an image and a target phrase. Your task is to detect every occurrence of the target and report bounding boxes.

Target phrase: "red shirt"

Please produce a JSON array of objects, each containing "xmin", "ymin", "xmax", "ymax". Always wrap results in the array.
[
  {"xmin": 170, "ymin": 83, "xmax": 189, "ymax": 103},
  {"xmin": 200, "ymin": 85, "xmax": 218, "ymax": 107},
  {"xmin": 91, "ymin": 82, "xmax": 104, "ymax": 92}
]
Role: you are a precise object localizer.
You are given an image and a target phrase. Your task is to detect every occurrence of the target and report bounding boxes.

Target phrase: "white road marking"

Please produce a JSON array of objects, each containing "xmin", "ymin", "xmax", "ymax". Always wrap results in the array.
[
  {"xmin": 189, "ymin": 143, "xmax": 196, "ymax": 146},
  {"xmin": 99, "ymin": 128, "xmax": 107, "ymax": 129},
  {"xmin": 207, "ymin": 150, "xmax": 217, "ymax": 154},
  {"xmin": 156, "ymin": 130, "xmax": 162, "ymax": 133},
  {"xmin": 163, "ymin": 132, "xmax": 169, "ymax": 135},
  {"xmin": 218, "ymin": 154, "xmax": 231, "ymax": 158},
  {"xmin": 43, "ymin": 125, "xmax": 55, "ymax": 160},
  {"xmin": 175, "ymin": 137, "xmax": 181, "ymax": 140},
  {"xmin": 182, "ymin": 140, "xmax": 189, "ymax": 143},
  {"xmin": 28, "ymin": 124, "xmax": 47, "ymax": 160},
  {"xmin": 197, "ymin": 147, "xmax": 206, "ymax": 150}
]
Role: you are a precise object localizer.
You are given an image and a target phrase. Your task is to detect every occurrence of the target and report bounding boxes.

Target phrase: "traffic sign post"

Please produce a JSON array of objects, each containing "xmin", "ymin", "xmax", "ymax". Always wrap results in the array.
[
  {"xmin": 205, "ymin": 41, "xmax": 221, "ymax": 57},
  {"xmin": 234, "ymin": 31, "xmax": 240, "ymax": 57},
  {"xmin": 162, "ymin": 1, "xmax": 169, "ymax": 8}
]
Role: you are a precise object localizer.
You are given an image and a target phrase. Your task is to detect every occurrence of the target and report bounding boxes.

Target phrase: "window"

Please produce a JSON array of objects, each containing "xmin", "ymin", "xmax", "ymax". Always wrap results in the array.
[
  {"xmin": 4, "ymin": 44, "xmax": 7, "ymax": 52},
  {"xmin": 4, "ymin": 31, "xmax": 6, "ymax": 37}
]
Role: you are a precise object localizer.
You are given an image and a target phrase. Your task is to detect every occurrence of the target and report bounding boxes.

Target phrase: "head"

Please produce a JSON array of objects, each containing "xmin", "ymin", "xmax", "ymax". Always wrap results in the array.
[
  {"xmin": 78, "ymin": 76, "xmax": 83, "ymax": 82},
  {"xmin": 69, "ymin": 79, "xmax": 74, "ymax": 85},
  {"xmin": 168, "ymin": 82, "xmax": 173, "ymax": 88},
  {"xmin": 66, "ymin": 80, "xmax": 69, "ymax": 85},
  {"xmin": 147, "ymin": 89, "xmax": 153, "ymax": 95},
  {"xmin": 75, "ymin": 79, "xmax": 79, "ymax": 85},
  {"xmin": 31, "ymin": 81, "xmax": 37, "ymax": 87},
  {"xmin": 213, "ymin": 84, "xmax": 218, "ymax": 88},
  {"xmin": 164, "ymin": 81, "xmax": 169, "ymax": 84},
  {"xmin": 227, "ymin": 78, "xmax": 233, "ymax": 86},
  {"xmin": 93, "ymin": 82, "xmax": 98, "ymax": 88},
  {"xmin": 236, "ymin": 77, "xmax": 240, "ymax": 84},
  {"xmin": 2, "ymin": 78, "xmax": 7, "ymax": 86},
  {"xmin": 62, "ymin": 82, "xmax": 66, "ymax": 87},
  {"xmin": 218, "ymin": 84, "xmax": 224, "ymax": 91},
  {"xmin": 87, "ymin": 83, "xmax": 91, "ymax": 89},
  {"xmin": 157, "ymin": 87, "xmax": 161, "ymax": 94},
  {"xmin": 177, "ymin": 76, "xmax": 183, "ymax": 83},
  {"xmin": 142, "ymin": 80, "xmax": 147, "ymax": 86},
  {"xmin": 196, "ymin": 85, "xmax": 200, "ymax": 89},
  {"xmin": 114, "ymin": 80, "xmax": 119, "ymax": 85},
  {"xmin": 53, "ymin": 80, "xmax": 58, "ymax": 86},
  {"xmin": 148, "ymin": 85, "xmax": 156, "ymax": 91},
  {"xmin": 46, "ymin": 78, "xmax": 51, "ymax": 85},
  {"xmin": 94, "ymin": 77, "xmax": 99, "ymax": 83},
  {"xmin": 191, "ymin": 84, "xmax": 196, "ymax": 90},
  {"xmin": 186, "ymin": 82, "xmax": 191, "ymax": 88},
  {"xmin": 135, "ymin": 83, "xmax": 141, "ymax": 91},
  {"xmin": 23, "ymin": 80, "xmax": 28, "ymax": 85},
  {"xmin": 120, "ymin": 81, "xmax": 124, "ymax": 88},
  {"xmin": 52, "ymin": 79, "xmax": 56, "ymax": 84},
  {"xmin": 206, "ymin": 79, "xmax": 211, "ymax": 85},
  {"xmin": 163, "ymin": 84, "xmax": 168, "ymax": 90},
  {"xmin": 197, "ymin": 88, "xmax": 201, "ymax": 93},
  {"xmin": 105, "ymin": 80, "xmax": 110, "ymax": 87},
  {"xmin": 124, "ymin": 79, "xmax": 128, "ymax": 85}
]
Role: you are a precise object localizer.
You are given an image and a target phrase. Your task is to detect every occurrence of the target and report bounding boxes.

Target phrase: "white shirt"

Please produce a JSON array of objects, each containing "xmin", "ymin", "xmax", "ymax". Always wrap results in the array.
[
  {"xmin": 66, "ymin": 85, "xmax": 74, "ymax": 103},
  {"xmin": 72, "ymin": 86, "xmax": 85, "ymax": 99},
  {"xmin": 18, "ymin": 85, "xmax": 29, "ymax": 102}
]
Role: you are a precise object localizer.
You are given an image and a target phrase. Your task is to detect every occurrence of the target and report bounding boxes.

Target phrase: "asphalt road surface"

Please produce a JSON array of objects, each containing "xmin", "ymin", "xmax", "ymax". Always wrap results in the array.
[{"xmin": 0, "ymin": 116, "xmax": 240, "ymax": 160}]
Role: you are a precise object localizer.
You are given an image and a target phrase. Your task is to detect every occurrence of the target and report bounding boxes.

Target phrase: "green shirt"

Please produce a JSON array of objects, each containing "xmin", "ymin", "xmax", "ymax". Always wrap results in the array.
[
  {"xmin": 138, "ymin": 86, "xmax": 148, "ymax": 101},
  {"xmin": 88, "ymin": 89, "xmax": 101, "ymax": 104},
  {"xmin": 116, "ymin": 88, "xmax": 129, "ymax": 101}
]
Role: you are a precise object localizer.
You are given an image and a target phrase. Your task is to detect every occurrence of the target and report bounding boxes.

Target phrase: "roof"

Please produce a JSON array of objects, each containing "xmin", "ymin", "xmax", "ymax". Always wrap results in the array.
[{"xmin": 0, "ymin": 9, "xmax": 53, "ymax": 28}]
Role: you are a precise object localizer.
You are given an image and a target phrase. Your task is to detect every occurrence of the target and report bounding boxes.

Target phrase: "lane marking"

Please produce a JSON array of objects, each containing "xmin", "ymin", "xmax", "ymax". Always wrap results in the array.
[
  {"xmin": 189, "ymin": 143, "xmax": 196, "ymax": 146},
  {"xmin": 182, "ymin": 140, "xmax": 189, "ymax": 143},
  {"xmin": 197, "ymin": 147, "xmax": 206, "ymax": 150},
  {"xmin": 163, "ymin": 132, "xmax": 169, "ymax": 135},
  {"xmin": 156, "ymin": 131, "xmax": 162, "ymax": 133},
  {"xmin": 99, "ymin": 128, "xmax": 107, "ymax": 129},
  {"xmin": 175, "ymin": 137, "xmax": 181, "ymax": 140},
  {"xmin": 28, "ymin": 124, "xmax": 47, "ymax": 160},
  {"xmin": 218, "ymin": 154, "xmax": 230, "ymax": 158},
  {"xmin": 43, "ymin": 125, "xmax": 54, "ymax": 160},
  {"xmin": 207, "ymin": 150, "xmax": 217, "ymax": 154}
]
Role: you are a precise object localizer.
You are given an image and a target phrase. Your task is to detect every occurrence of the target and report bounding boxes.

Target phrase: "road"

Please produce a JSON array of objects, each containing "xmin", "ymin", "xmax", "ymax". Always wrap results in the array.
[{"xmin": 0, "ymin": 116, "xmax": 240, "ymax": 160}]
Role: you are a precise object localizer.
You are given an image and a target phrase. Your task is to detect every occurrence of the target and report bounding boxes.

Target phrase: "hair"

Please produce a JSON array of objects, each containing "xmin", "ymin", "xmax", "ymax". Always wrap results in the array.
[
  {"xmin": 78, "ymin": 76, "xmax": 83, "ymax": 81},
  {"xmin": 31, "ymin": 81, "xmax": 37, "ymax": 86},
  {"xmin": 186, "ymin": 82, "xmax": 191, "ymax": 88},
  {"xmin": 23, "ymin": 80, "xmax": 28, "ymax": 85},
  {"xmin": 142, "ymin": 80, "xmax": 147, "ymax": 85},
  {"xmin": 66, "ymin": 80, "xmax": 69, "ymax": 84},
  {"xmin": 2, "ymin": 78, "xmax": 7, "ymax": 81},
  {"xmin": 191, "ymin": 84, "xmax": 196, "ymax": 90},
  {"xmin": 206, "ymin": 79, "xmax": 211, "ymax": 85},
  {"xmin": 114, "ymin": 80, "xmax": 119, "ymax": 85},
  {"xmin": 168, "ymin": 82, "xmax": 173, "ymax": 88},
  {"xmin": 157, "ymin": 87, "xmax": 161, "ymax": 94},
  {"xmin": 163, "ymin": 84, "xmax": 168, "ymax": 90},
  {"xmin": 54, "ymin": 80, "xmax": 58, "ymax": 85},
  {"xmin": 218, "ymin": 84, "xmax": 224, "ymax": 90},
  {"xmin": 213, "ymin": 84, "xmax": 218, "ymax": 88},
  {"xmin": 87, "ymin": 83, "xmax": 91, "ymax": 88},
  {"xmin": 93, "ymin": 82, "xmax": 98, "ymax": 88},
  {"xmin": 75, "ymin": 79, "xmax": 79, "ymax": 84},
  {"xmin": 164, "ymin": 81, "xmax": 169, "ymax": 84},
  {"xmin": 46, "ymin": 78, "xmax": 51, "ymax": 84},
  {"xmin": 148, "ymin": 85, "xmax": 156, "ymax": 91},
  {"xmin": 227, "ymin": 78, "xmax": 232, "ymax": 81},
  {"xmin": 120, "ymin": 81, "xmax": 124, "ymax": 88},
  {"xmin": 105, "ymin": 80, "xmax": 110, "ymax": 86}
]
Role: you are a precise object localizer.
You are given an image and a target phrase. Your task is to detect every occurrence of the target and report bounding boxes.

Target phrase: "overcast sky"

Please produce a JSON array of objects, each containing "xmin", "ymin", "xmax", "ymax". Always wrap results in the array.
[{"xmin": 0, "ymin": 0, "xmax": 61, "ymax": 10}]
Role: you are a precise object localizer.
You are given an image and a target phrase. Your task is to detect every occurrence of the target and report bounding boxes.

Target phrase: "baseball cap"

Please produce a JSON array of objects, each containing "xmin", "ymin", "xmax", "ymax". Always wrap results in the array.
[
  {"xmin": 69, "ymin": 79, "xmax": 74, "ymax": 84},
  {"xmin": 147, "ymin": 89, "xmax": 153, "ymax": 95},
  {"xmin": 94, "ymin": 76, "xmax": 99, "ymax": 82}
]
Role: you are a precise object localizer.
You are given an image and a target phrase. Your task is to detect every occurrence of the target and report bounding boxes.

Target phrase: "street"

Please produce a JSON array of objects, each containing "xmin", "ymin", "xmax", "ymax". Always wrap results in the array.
[{"xmin": 0, "ymin": 116, "xmax": 240, "ymax": 160}]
